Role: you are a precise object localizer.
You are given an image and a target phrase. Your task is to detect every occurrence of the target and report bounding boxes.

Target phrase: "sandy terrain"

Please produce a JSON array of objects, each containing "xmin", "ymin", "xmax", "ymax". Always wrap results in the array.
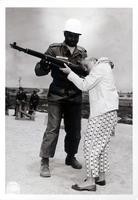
[{"xmin": 5, "ymin": 109, "xmax": 132, "ymax": 194}]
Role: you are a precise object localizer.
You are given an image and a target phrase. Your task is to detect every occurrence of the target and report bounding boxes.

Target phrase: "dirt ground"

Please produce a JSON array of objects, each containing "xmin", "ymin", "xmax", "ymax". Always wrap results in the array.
[{"xmin": 5, "ymin": 109, "xmax": 132, "ymax": 194}]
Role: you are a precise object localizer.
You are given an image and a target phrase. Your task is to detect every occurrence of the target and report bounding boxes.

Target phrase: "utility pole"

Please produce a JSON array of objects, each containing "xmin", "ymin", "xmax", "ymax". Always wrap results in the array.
[{"xmin": 19, "ymin": 76, "xmax": 22, "ymax": 87}]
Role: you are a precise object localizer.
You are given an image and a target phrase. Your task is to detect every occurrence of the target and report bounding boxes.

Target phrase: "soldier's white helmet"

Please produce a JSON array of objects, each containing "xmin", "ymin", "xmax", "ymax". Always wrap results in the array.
[{"xmin": 64, "ymin": 18, "xmax": 82, "ymax": 35}]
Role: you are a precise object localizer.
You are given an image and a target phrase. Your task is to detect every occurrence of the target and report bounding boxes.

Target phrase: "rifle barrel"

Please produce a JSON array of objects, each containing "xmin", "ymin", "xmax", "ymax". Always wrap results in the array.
[
  {"xmin": 25, "ymin": 49, "xmax": 46, "ymax": 59},
  {"xmin": 10, "ymin": 42, "xmax": 83, "ymax": 70}
]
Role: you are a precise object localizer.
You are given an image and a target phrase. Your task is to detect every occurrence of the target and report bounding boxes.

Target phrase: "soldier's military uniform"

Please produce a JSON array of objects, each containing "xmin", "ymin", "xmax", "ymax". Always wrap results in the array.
[
  {"xmin": 35, "ymin": 42, "xmax": 87, "ymax": 160},
  {"xmin": 28, "ymin": 91, "xmax": 40, "ymax": 115},
  {"xmin": 15, "ymin": 88, "xmax": 27, "ymax": 118}
]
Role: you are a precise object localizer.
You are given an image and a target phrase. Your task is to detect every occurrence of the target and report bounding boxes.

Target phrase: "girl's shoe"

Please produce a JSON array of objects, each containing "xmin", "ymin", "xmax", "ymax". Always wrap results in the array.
[{"xmin": 71, "ymin": 184, "xmax": 96, "ymax": 191}]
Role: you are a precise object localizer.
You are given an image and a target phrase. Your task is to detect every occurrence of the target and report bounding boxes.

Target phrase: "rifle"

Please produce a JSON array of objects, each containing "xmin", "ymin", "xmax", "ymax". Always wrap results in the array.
[{"xmin": 10, "ymin": 42, "xmax": 85, "ymax": 71}]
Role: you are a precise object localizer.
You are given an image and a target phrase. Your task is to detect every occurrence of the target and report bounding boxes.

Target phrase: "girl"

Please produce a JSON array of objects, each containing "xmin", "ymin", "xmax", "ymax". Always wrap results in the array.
[{"xmin": 60, "ymin": 57, "xmax": 119, "ymax": 191}]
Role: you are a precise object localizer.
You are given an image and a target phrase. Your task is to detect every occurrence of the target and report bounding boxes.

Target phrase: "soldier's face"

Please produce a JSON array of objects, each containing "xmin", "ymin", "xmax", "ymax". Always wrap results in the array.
[{"xmin": 64, "ymin": 31, "xmax": 80, "ymax": 47}]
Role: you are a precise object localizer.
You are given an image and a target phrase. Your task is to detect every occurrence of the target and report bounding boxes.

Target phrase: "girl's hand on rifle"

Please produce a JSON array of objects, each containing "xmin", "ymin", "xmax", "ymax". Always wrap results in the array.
[{"xmin": 60, "ymin": 63, "xmax": 72, "ymax": 74}]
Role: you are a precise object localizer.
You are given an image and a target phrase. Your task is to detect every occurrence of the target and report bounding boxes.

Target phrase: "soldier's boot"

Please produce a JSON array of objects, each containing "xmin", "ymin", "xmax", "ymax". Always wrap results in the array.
[
  {"xmin": 40, "ymin": 158, "xmax": 51, "ymax": 177},
  {"xmin": 65, "ymin": 155, "xmax": 82, "ymax": 169}
]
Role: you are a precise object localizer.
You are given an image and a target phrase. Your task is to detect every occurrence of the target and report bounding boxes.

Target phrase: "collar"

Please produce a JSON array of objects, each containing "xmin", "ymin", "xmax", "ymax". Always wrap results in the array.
[{"xmin": 61, "ymin": 41, "xmax": 82, "ymax": 56}]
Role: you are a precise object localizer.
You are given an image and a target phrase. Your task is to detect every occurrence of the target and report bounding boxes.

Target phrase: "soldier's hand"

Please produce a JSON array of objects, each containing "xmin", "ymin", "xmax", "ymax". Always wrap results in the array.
[
  {"xmin": 41, "ymin": 59, "xmax": 51, "ymax": 65},
  {"xmin": 39, "ymin": 59, "xmax": 51, "ymax": 73}
]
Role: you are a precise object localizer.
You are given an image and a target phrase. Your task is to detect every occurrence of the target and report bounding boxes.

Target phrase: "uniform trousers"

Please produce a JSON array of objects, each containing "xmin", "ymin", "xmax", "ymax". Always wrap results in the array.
[
  {"xmin": 84, "ymin": 110, "xmax": 118, "ymax": 178},
  {"xmin": 40, "ymin": 102, "xmax": 81, "ymax": 158}
]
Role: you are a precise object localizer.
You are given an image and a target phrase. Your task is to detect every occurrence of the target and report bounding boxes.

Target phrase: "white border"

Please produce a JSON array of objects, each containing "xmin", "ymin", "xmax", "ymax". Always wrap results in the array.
[
  {"xmin": 0, "ymin": 1, "xmax": 6, "ymax": 196},
  {"xmin": 0, "ymin": 0, "xmax": 138, "ymax": 200}
]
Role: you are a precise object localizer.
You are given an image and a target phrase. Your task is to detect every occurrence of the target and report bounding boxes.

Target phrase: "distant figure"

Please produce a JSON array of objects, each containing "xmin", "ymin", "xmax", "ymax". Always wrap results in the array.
[
  {"xmin": 5, "ymin": 88, "xmax": 10, "ymax": 115},
  {"xmin": 15, "ymin": 87, "xmax": 27, "ymax": 118},
  {"xmin": 28, "ymin": 90, "xmax": 40, "ymax": 115}
]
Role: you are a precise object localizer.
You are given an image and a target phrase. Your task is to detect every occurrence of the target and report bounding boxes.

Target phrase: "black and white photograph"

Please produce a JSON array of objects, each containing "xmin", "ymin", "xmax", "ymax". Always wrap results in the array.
[
  {"xmin": 4, "ymin": 7, "xmax": 133, "ymax": 195},
  {"xmin": 0, "ymin": 1, "xmax": 137, "ymax": 198}
]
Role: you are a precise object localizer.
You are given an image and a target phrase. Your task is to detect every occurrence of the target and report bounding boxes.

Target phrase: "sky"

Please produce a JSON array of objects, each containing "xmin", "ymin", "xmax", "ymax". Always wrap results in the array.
[{"xmin": 6, "ymin": 8, "xmax": 132, "ymax": 92}]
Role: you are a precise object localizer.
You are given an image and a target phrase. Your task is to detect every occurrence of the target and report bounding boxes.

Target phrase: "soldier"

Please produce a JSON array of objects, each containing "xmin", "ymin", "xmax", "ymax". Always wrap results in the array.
[
  {"xmin": 35, "ymin": 18, "xmax": 87, "ymax": 177},
  {"xmin": 28, "ymin": 90, "xmax": 40, "ymax": 115},
  {"xmin": 15, "ymin": 87, "xmax": 27, "ymax": 118}
]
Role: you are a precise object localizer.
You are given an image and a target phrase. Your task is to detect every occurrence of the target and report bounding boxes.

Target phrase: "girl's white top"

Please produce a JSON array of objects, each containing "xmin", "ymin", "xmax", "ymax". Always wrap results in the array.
[{"xmin": 68, "ymin": 62, "xmax": 119, "ymax": 118}]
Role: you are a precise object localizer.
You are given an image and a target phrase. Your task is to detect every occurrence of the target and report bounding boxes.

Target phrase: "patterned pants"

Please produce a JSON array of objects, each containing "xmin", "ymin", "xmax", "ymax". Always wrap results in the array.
[{"xmin": 83, "ymin": 111, "xmax": 118, "ymax": 178}]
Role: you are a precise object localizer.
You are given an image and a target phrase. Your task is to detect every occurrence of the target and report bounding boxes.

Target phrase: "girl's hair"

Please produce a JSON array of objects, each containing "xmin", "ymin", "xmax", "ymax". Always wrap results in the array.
[
  {"xmin": 80, "ymin": 57, "xmax": 97, "ymax": 72},
  {"xmin": 81, "ymin": 57, "xmax": 114, "ymax": 70},
  {"xmin": 97, "ymin": 57, "xmax": 114, "ymax": 69},
  {"xmin": 84, "ymin": 57, "xmax": 98, "ymax": 63}
]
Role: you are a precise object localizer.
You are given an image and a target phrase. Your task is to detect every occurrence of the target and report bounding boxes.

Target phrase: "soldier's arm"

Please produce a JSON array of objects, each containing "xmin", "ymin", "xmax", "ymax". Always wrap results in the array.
[{"xmin": 35, "ymin": 46, "xmax": 54, "ymax": 76}]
